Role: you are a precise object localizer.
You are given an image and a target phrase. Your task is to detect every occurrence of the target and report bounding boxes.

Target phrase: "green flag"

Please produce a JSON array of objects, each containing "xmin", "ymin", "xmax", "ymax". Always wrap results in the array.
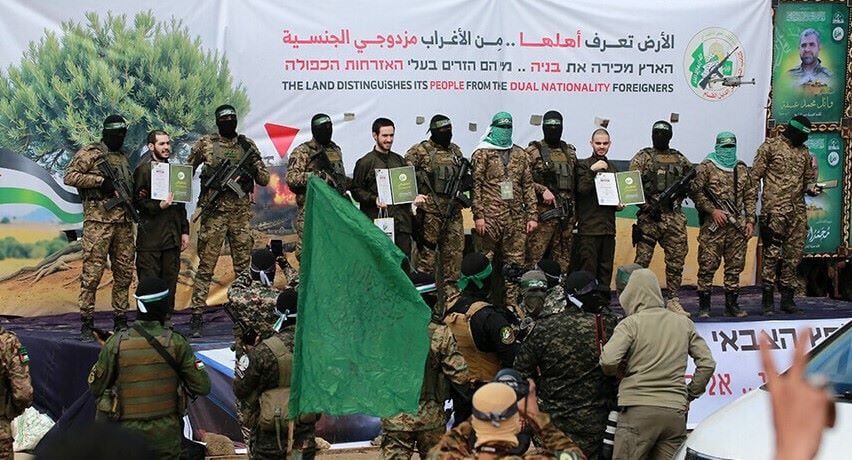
[{"xmin": 288, "ymin": 176, "xmax": 430, "ymax": 418}]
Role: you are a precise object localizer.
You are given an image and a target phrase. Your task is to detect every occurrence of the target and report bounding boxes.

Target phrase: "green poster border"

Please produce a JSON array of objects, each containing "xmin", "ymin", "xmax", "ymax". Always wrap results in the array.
[{"xmin": 769, "ymin": 0, "xmax": 851, "ymax": 258}]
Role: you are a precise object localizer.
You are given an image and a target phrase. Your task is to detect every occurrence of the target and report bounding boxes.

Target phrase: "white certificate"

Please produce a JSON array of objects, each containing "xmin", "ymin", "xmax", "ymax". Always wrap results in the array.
[
  {"xmin": 374, "ymin": 168, "xmax": 393, "ymax": 205},
  {"xmin": 594, "ymin": 172, "xmax": 620, "ymax": 206},
  {"xmin": 150, "ymin": 162, "xmax": 171, "ymax": 201}
]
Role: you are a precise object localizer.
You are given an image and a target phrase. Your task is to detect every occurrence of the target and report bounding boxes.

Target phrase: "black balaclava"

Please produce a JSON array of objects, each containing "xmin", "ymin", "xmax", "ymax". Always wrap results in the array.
[
  {"xmin": 102, "ymin": 114, "xmax": 128, "ymax": 152},
  {"xmin": 651, "ymin": 120, "xmax": 672, "ymax": 151},
  {"xmin": 536, "ymin": 259, "xmax": 562, "ymax": 289},
  {"xmin": 542, "ymin": 110, "xmax": 563, "ymax": 147},
  {"xmin": 563, "ymin": 271, "xmax": 607, "ymax": 314},
  {"xmin": 215, "ymin": 104, "xmax": 238, "ymax": 139},
  {"xmin": 459, "ymin": 252, "xmax": 493, "ymax": 298},
  {"xmin": 783, "ymin": 115, "xmax": 811, "ymax": 147},
  {"xmin": 135, "ymin": 277, "xmax": 170, "ymax": 324},
  {"xmin": 311, "ymin": 113, "xmax": 333, "ymax": 146},
  {"xmin": 276, "ymin": 288, "xmax": 298, "ymax": 329},
  {"xmin": 250, "ymin": 249, "xmax": 277, "ymax": 286},
  {"xmin": 429, "ymin": 114, "xmax": 453, "ymax": 148}
]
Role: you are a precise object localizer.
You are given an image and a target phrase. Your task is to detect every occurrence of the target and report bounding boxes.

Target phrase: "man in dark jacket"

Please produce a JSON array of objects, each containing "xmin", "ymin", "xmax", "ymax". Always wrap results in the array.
[{"xmin": 133, "ymin": 130, "xmax": 189, "ymax": 315}]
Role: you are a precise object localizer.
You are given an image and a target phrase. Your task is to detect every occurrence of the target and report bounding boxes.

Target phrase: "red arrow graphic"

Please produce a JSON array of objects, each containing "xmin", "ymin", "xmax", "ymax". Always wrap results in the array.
[{"xmin": 264, "ymin": 123, "xmax": 300, "ymax": 159}]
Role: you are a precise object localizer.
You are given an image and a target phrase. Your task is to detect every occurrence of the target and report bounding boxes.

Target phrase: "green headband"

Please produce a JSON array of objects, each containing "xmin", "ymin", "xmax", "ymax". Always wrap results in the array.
[
  {"xmin": 716, "ymin": 137, "xmax": 736, "ymax": 146},
  {"xmin": 430, "ymin": 119, "xmax": 452, "ymax": 130},
  {"xmin": 789, "ymin": 119, "xmax": 811, "ymax": 134},
  {"xmin": 492, "ymin": 118, "xmax": 512, "ymax": 128},
  {"xmin": 653, "ymin": 122, "xmax": 671, "ymax": 131},
  {"xmin": 312, "ymin": 116, "xmax": 332, "ymax": 126},
  {"xmin": 216, "ymin": 108, "xmax": 237, "ymax": 118},
  {"xmin": 520, "ymin": 278, "xmax": 547, "ymax": 290},
  {"xmin": 542, "ymin": 118, "xmax": 562, "ymax": 126},
  {"xmin": 104, "ymin": 121, "xmax": 127, "ymax": 130},
  {"xmin": 457, "ymin": 263, "xmax": 493, "ymax": 291}
]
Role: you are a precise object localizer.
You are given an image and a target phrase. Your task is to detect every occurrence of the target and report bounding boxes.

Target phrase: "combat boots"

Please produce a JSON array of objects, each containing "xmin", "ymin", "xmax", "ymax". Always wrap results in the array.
[
  {"xmin": 666, "ymin": 297, "xmax": 691, "ymax": 317},
  {"xmin": 724, "ymin": 290, "xmax": 748, "ymax": 318},
  {"xmin": 80, "ymin": 315, "xmax": 95, "ymax": 342},
  {"xmin": 761, "ymin": 286, "xmax": 775, "ymax": 316},
  {"xmin": 779, "ymin": 287, "xmax": 801, "ymax": 314},
  {"xmin": 190, "ymin": 312, "xmax": 203, "ymax": 338},
  {"xmin": 113, "ymin": 313, "xmax": 128, "ymax": 332},
  {"xmin": 697, "ymin": 291, "xmax": 711, "ymax": 319}
]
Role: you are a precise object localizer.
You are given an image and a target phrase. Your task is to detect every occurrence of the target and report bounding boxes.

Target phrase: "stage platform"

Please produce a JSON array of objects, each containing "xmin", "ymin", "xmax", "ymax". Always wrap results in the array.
[{"xmin": 3, "ymin": 287, "xmax": 850, "ymax": 446}]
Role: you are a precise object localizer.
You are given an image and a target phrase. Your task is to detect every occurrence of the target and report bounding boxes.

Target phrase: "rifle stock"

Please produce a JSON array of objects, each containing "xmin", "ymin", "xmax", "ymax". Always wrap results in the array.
[
  {"xmin": 703, "ymin": 186, "xmax": 748, "ymax": 237},
  {"xmin": 194, "ymin": 145, "xmax": 257, "ymax": 222},
  {"xmin": 641, "ymin": 168, "xmax": 696, "ymax": 221}
]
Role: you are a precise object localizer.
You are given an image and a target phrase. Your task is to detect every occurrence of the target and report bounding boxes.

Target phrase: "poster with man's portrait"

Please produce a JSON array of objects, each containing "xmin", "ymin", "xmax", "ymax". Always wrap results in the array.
[{"xmin": 771, "ymin": 3, "xmax": 848, "ymax": 123}]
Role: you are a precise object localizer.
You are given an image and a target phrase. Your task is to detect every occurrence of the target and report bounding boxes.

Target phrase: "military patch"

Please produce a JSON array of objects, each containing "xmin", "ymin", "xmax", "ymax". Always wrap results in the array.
[
  {"xmin": 16, "ymin": 345, "xmax": 29, "ymax": 364},
  {"xmin": 87, "ymin": 367, "xmax": 97, "ymax": 385},
  {"xmin": 195, "ymin": 360, "xmax": 205, "ymax": 370},
  {"xmin": 500, "ymin": 326, "xmax": 515, "ymax": 344}
]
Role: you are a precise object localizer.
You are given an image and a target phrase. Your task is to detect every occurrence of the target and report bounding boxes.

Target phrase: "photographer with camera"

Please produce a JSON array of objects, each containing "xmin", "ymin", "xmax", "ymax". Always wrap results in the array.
[{"xmin": 514, "ymin": 271, "xmax": 618, "ymax": 459}]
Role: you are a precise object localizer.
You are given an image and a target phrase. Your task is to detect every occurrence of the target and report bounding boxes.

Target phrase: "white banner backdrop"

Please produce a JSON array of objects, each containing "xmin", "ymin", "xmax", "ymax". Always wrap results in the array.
[
  {"xmin": 686, "ymin": 317, "xmax": 851, "ymax": 428},
  {"xmin": 0, "ymin": 0, "xmax": 772, "ymax": 170}
]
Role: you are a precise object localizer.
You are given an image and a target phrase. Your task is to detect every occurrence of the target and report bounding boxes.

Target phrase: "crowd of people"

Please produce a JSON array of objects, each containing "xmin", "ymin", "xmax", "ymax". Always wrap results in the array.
[{"xmin": 34, "ymin": 105, "xmax": 827, "ymax": 459}]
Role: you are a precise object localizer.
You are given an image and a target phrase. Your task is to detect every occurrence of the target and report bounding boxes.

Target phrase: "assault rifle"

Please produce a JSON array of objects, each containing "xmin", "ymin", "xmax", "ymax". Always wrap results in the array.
[
  {"xmin": 539, "ymin": 195, "xmax": 573, "ymax": 222},
  {"xmin": 96, "ymin": 159, "xmax": 140, "ymax": 223},
  {"xmin": 194, "ymin": 138, "xmax": 257, "ymax": 222},
  {"xmin": 699, "ymin": 46, "xmax": 739, "ymax": 89},
  {"xmin": 310, "ymin": 147, "xmax": 351, "ymax": 195},
  {"xmin": 443, "ymin": 157, "xmax": 473, "ymax": 215},
  {"xmin": 641, "ymin": 168, "xmax": 696, "ymax": 221},
  {"xmin": 703, "ymin": 186, "xmax": 748, "ymax": 237}
]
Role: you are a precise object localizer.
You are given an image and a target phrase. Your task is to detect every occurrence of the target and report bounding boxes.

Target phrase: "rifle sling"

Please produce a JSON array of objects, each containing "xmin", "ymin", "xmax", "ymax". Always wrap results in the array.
[{"xmin": 132, "ymin": 324, "xmax": 195, "ymax": 398}]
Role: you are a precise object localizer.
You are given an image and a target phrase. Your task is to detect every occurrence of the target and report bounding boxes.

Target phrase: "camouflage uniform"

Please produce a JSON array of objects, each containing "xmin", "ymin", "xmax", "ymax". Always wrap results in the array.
[
  {"xmin": 188, "ymin": 134, "xmax": 269, "ymax": 314},
  {"xmin": 751, "ymin": 136, "xmax": 815, "ymax": 291},
  {"xmin": 405, "ymin": 140, "xmax": 466, "ymax": 296},
  {"xmin": 692, "ymin": 161, "xmax": 757, "ymax": 292},
  {"xmin": 471, "ymin": 146, "xmax": 537, "ymax": 309},
  {"xmin": 514, "ymin": 288, "xmax": 617, "ymax": 459},
  {"xmin": 285, "ymin": 138, "xmax": 347, "ymax": 259},
  {"xmin": 425, "ymin": 412, "xmax": 586, "ymax": 459},
  {"xmin": 630, "ymin": 147, "xmax": 694, "ymax": 299},
  {"xmin": 233, "ymin": 326, "xmax": 319, "ymax": 460},
  {"xmin": 88, "ymin": 321, "xmax": 211, "ymax": 460},
  {"xmin": 524, "ymin": 141, "xmax": 577, "ymax": 272},
  {"xmin": 226, "ymin": 267, "xmax": 280, "ymax": 356},
  {"xmin": 64, "ymin": 142, "xmax": 136, "ymax": 318},
  {"xmin": 0, "ymin": 328, "xmax": 33, "ymax": 460},
  {"xmin": 381, "ymin": 322, "xmax": 469, "ymax": 459}
]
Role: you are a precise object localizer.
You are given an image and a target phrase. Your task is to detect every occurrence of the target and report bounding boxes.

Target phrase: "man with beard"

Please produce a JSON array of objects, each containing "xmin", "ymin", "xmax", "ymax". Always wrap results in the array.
[
  {"xmin": 64, "ymin": 114, "xmax": 136, "ymax": 340},
  {"xmin": 574, "ymin": 129, "xmax": 623, "ymax": 288},
  {"xmin": 187, "ymin": 105, "xmax": 270, "ymax": 337},
  {"xmin": 525, "ymin": 111, "xmax": 577, "ymax": 273},
  {"xmin": 133, "ymin": 130, "xmax": 189, "ymax": 315},
  {"xmin": 352, "ymin": 118, "xmax": 415, "ymax": 263},
  {"xmin": 752, "ymin": 115, "xmax": 822, "ymax": 314},
  {"xmin": 515, "ymin": 271, "xmax": 618, "ymax": 459},
  {"xmin": 629, "ymin": 121, "xmax": 695, "ymax": 316},
  {"xmin": 788, "ymin": 28, "xmax": 832, "ymax": 87},
  {"xmin": 405, "ymin": 115, "xmax": 469, "ymax": 297},
  {"xmin": 471, "ymin": 112, "xmax": 538, "ymax": 314},
  {"xmin": 444, "ymin": 252, "xmax": 519, "ymax": 426},
  {"xmin": 286, "ymin": 113, "xmax": 351, "ymax": 260}
]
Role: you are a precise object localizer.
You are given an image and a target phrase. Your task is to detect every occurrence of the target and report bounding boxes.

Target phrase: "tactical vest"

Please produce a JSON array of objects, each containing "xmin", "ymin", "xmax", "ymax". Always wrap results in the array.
[
  {"xmin": 531, "ymin": 141, "xmax": 574, "ymax": 193},
  {"xmin": 420, "ymin": 323, "xmax": 450, "ymax": 403},
  {"xmin": 444, "ymin": 301, "xmax": 501, "ymax": 382},
  {"xmin": 200, "ymin": 136, "xmax": 252, "ymax": 194},
  {"xmin": 264, "ymin": 335, "xmax": 292, "ymax": 391},
  {"xmin": 116, "ymin": 330, "xmax": 179, "ymax": 420},
  {"xmin": 423, "ymin": 141, "xmax": 461, "ymax": 195},
  {"xmin": 651, "ymin": 149, "xmax": 686, "ymax": 193},
  {"xmin": 78, "ymin": 143, "xmax": 130, "ymax": 202},
  {"xmin": 308, "ymin": 143, "xmax": 346, "ymax": 176}
]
